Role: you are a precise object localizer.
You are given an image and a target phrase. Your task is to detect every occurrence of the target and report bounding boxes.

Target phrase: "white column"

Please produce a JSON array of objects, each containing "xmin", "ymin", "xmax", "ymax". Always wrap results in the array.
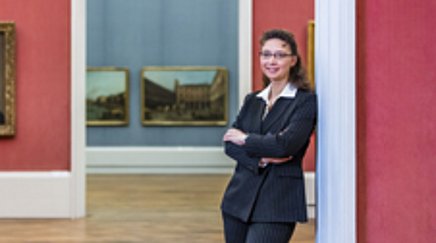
[
  {"xmin": 315, "ymin": 0, "xmax": 356, "ymax": 242},
  {"xmin": 238, "ymin": 0, "xmax": 253, "ymax": 106},
  {"xmin": 70, "ymin": 0, "xmax": 86, "ymax": 218}
]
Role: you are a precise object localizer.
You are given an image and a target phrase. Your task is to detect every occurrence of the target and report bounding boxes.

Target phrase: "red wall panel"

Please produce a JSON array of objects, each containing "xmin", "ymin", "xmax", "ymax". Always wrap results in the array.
[
  {"xmin": 0, "ymin": 0, "xmax": 71, "ymax": 170},
  {"xmin": 357, "ymin": 0, "xmax": 436, "ymax": 242},
  {"xmin": 253, "ymin": 0, "xmax": 315, "ymax": 171}
]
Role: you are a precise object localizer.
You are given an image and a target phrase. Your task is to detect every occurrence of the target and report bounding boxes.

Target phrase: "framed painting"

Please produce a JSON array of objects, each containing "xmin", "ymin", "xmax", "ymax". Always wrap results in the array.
[
  {"xmin": 141, "ymin": 66, "xmax": 228, "ymax": 126},
  {"xmin": 307, "ymin": 20, "xmax": 315, "ymax": 90},
  {"xmin": 86, "ymin": 67, "xmax": 129, "ymax": 126},
  {"xmin": 0, "ymin": 22, "xmax": 16, "ymax": 137}
]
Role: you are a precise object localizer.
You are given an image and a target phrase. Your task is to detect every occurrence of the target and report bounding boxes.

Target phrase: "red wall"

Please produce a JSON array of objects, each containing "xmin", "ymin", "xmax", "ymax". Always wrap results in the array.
[
  {"xmin": 0, "ymin": 0, "xmax": 71, "ymax": 170},
  {"xmin": 357, "ymin": 0, "xmax": 436, "ymax": 242},
  {"xmin": 253, "ymin": 0, "xmax": 315, "ymax": 171}
]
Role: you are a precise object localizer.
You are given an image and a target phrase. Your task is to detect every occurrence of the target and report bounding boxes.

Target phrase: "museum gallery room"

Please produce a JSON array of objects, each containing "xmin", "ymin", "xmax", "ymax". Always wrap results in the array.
[{"xmin": 0, "ymin": 0, "xmax": 434, "ymax": 243}]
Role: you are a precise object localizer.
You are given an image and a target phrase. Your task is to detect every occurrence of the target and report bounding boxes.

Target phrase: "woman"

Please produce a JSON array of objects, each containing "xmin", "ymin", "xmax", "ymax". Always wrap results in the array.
[{"xmin": 221, "ymin": 29, "xmax": 317, "ymax": 242}]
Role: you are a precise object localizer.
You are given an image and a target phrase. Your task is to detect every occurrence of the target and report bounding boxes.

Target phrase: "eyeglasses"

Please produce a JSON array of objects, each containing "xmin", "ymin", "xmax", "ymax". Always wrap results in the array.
[{"xmin": 259, "ymin": 51, "xmax": 294, "ymax": 60}]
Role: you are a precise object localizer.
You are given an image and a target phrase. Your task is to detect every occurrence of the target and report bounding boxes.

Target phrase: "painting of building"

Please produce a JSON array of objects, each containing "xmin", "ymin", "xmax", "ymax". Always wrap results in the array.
[{"xmin": 142, "ymin": 67, "xmax": 228, "ymax": 126}]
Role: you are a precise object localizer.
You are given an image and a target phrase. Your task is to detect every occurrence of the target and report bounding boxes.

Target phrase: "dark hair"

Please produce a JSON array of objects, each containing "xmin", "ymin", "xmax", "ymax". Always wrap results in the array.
[{"xmin": 260, "ymin": 29, "xmax": 310, "ymax": 90}]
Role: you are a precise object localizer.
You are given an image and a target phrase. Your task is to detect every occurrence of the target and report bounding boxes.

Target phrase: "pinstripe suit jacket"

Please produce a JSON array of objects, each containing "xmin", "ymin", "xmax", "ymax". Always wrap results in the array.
[{"xmin": 221, "ymin": 89, "xmax": 317, "ymax": 223}]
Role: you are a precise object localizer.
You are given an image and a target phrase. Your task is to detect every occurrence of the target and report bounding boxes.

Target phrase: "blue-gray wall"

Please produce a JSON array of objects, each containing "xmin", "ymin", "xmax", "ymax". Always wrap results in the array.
[{"xmin": 87, "ymin": 0, "xmax": 238, "ymax": 146}]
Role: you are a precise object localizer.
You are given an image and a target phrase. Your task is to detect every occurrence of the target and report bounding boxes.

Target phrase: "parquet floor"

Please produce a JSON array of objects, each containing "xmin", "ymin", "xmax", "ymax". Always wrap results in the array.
[{"xmin": 0, "ymin": 174, "xmax": 315, "ymax": 242}]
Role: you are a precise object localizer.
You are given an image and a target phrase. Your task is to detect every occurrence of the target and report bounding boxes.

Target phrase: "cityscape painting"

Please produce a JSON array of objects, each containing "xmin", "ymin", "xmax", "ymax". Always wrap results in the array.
[
  {"xmin": 141, "ymin": 66, "xmax": 228, "ymax": 126},
  {"xmin": 86, "ymin": 67, "xmax": 129, "ymax": 126}
]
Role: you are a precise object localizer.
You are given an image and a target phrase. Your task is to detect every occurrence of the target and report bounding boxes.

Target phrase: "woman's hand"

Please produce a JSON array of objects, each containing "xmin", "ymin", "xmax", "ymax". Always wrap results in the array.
[
  {"xmin": 223, "ymin": 128, "xmax": 248, "ymax": 145},
  {"xmin": 261, "ymin": 156, "xmax": 293, "ymax": 164}
]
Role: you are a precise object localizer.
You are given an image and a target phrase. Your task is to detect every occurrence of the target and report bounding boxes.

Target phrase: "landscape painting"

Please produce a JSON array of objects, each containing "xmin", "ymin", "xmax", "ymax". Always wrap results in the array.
[{"xmin": 86, "ymin": 67, "xmax": 129, "ymax": 126}]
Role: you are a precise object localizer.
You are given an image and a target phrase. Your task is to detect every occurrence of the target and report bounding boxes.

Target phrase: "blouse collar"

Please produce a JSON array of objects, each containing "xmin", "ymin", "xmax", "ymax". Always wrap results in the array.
[{"xmin": 256, "ymin": 83, "xmax": 297, "ymax": 104}]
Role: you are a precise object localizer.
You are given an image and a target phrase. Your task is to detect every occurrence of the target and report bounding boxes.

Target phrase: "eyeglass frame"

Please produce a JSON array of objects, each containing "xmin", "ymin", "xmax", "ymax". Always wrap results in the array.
[{"xmin": 259, "ymin": 51, "xmax": 295, "ymax": 60}]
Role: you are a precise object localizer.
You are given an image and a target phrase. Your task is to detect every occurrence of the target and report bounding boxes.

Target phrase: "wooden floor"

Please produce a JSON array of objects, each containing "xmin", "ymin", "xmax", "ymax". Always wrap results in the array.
[{"xmin": 0, "ymin": 175, "xmax": 315, "ymax": 242}]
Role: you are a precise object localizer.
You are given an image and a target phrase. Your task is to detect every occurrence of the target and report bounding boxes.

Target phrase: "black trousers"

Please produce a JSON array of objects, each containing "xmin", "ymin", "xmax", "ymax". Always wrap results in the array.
[{"xmin": 222, "ymin": 213, "xmax": 296, "ymax": 243}]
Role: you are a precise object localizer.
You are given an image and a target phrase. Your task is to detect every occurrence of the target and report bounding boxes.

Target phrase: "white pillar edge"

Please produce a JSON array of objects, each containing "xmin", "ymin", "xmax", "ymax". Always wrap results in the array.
[
  {"xmin": 315, "ymin": 0, "xmax": 356, "ymax": 242},
  {"xmin": 238, "ymin": 0, "xmax": 253, "ymax": 106},
  {"xmin": 70, "ymin": 0, "xmax": 86, "ymax": 218}
]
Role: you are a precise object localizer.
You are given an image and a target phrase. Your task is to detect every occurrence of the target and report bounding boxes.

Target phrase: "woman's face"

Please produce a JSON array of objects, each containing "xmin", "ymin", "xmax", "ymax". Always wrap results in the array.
[{"xmin": 260, "ymin": 38, "xmax": 297, "ymax": 83}]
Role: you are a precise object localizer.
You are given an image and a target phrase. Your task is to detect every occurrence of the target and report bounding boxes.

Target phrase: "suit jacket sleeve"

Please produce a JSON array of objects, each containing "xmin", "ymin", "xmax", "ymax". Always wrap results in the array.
[
  {"xmin": 224, "ymin": 93, "xmax": 261, "ymax": 174},
  {"xmin": 243, "ymin": 93, "xmax": 317, "ymax": 158}
]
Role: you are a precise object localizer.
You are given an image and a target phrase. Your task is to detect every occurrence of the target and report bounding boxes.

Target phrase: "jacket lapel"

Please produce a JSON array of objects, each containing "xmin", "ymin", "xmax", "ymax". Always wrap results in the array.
[
  {"xmin": 249, "ymin": 98, "xmax": 265, "ymax": 134},
  {"xmin": 261, "ymin": 98, "xmax": 291, "ymax": 132},
  {"xmin": 262, "ymin": 93, "xmax": 299, "ymax": 132}
]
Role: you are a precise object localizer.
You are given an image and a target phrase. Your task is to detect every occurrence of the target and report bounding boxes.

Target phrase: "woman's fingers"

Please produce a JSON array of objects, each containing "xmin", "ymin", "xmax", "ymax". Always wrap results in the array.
[
  {"xmin": 262, "ymin": 156, "xmax": 293, "ymax": 164},
  {"xmin": 223, "ymin": 129, "xmax": 246, "ymax": 145}
]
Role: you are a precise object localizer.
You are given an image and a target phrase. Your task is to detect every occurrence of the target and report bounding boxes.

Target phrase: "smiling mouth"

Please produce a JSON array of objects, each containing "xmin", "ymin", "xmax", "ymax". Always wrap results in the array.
[{"xmin": 266, "ymin": 67, "xmax": 280, "ymax": 73}]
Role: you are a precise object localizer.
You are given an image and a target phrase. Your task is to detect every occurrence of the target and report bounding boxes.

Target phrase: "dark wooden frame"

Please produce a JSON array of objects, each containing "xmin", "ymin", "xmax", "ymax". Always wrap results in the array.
[{"xmin": 0, "ymin": 22, "xmax": 16, "ymax": 136}]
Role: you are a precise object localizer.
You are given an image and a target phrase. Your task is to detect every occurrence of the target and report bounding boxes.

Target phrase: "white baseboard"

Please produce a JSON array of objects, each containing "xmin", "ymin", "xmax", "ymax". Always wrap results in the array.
[
  {"xmin": 305, "ymin": 172, "xmax": 316, "ymax": 219},
  {"xmin": 86, "ymin": 146, "xmax": 234, "ymax": 174},
  {"xmin": 87, "ymin": 147, "xmax": 316, "ymax": 218},
  {"xmin": 0, "ymin": 172, "xmax": 72, "ymax": 218}
]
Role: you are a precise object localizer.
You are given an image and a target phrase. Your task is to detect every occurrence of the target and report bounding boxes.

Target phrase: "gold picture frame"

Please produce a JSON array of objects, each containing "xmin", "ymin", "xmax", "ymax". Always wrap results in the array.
[
  {"xmin": 86, "ymin": 67, "xmax": 130, "ymax": 126},
  {"xmin": 307, "ymin": 20, "xmax": 315, "ymax": 90},
  {"xmin": 141, "ymin": 66, "xmax": 228, "ymax": 126},
  {"xmin": 0, "ymin": 22, "xmax": 16, "ymax": 136}
]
